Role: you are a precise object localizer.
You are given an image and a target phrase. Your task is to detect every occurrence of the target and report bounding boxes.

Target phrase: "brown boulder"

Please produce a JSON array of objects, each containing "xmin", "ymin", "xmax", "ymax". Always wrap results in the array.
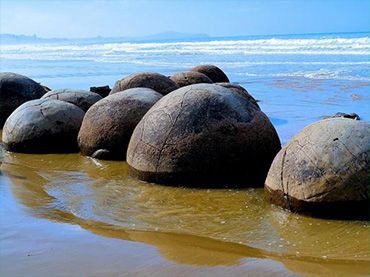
[
  {"xmin": 265, "ymin": 118, "xmax": 370, "ymax": 220},
  {"xmin": 110, "ymin": 72, "xmax": 178, "ymax": 95},
  {"xmin": 0, "ymin": 72, "xmax": 46, "ymax": 127},
  {"xmin": 191, "ymin": 65, "xmax": 229, "ymax": 82},
  {"xmin": 170, "ymin": 71, "xmax": 213, "ymax": 87},
  {"xmin": 127, "ymin": 83, "xmax": 281, "ymax": 187},
  {"xmin": 78, "ymin": 88, "xmax": 163, "ymax": 160}
]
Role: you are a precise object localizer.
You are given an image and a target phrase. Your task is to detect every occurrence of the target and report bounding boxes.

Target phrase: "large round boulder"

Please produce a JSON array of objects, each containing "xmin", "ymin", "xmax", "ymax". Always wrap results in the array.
[
  {"xmin": 216, "ymin": 83, "xmax": 260, "ymax": 110},
  {"xmin": 2, "ymin": 99, "xmax": 85, "ymax": 153},
  {"xmin": 0, "ymin": 72, "xmax": 46, "ymax": 127},
  {"xmin": 265, "ymin": 118, "xmax": 370, "ymax": 220},
  {"xmin": 110, "ymin": 72, "xmax": 179, "ymax": 95},
  {"xmin": 41, "ymin": 89, "xmax": 102, "ymax": 112},
  {"xmin": 191, "ymin": 65, "xmax": 229, "ymax": 83},
  {"xmin": 78, "ymin": 88, "xmax": 163, "ymax": 160},
  {"xmin": 127, "ymin": 83, "xmax": 281, "ymax": 187},
  {"xmin": 170, "ymin": 71, "xmax": 213, "ymax": 87}
]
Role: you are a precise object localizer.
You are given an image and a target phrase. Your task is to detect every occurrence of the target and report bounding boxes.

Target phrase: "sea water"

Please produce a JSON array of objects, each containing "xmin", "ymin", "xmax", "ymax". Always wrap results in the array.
[{"xmin": 1, "ymin": 32, "xmax": 369, "ymax": 142}]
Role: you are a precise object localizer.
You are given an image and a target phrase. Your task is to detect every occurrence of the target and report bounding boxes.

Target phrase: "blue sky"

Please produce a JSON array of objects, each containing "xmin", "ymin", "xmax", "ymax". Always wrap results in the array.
[{"xmin": 1, "ymin": 0, "xmax": 369, "ymax": 38}]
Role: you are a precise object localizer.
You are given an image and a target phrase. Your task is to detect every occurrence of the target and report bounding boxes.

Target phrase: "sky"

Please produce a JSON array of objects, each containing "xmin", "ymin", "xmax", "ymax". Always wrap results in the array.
[{"xmin": 0, "ymin": 0, "xmax": 369, "ymax": 38}]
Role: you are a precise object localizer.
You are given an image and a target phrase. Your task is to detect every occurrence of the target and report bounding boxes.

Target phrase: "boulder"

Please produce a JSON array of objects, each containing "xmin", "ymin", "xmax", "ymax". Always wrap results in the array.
[
  {"xmin": 322, "ymin": 112, "xmax": 360, "ymax": 120},
  {"xmin": 191, "ymin": 65, "xmax": 229, "ymax": 83},
  {"xmin": 41, "ymin": 89, "xmax": 102, "ymax": 112},
  {"xmin": 216, "ymin": 83, "xmax": 260, "ymax": 109},
  {"xmin": 78, "ymin": 88, "xmax": 163, "ymax": 160},
  {"xmin": 127, "ymin": 83, "xmax": 281, "ymax": 187},
  {"xmin": 170, "ymin": 71, "xmax": 213, "ymax": 87},
  {"xmin": 265, "ymin": 118, "xmax": 370, "ymax": 220},
  {"xmin": 0, "ymin": 72, "xmax": 46, "ymax": 127},
  {"xmin": 2, "ymin": 99, "xmax": 85, "ymax": 153},
  {"xmin": 90, "ymin": 85, "xmax": 111, "ymax": 98},
  {"xmin": 110, "ymin": 72, "xmax": 179, "ymax": 95}
]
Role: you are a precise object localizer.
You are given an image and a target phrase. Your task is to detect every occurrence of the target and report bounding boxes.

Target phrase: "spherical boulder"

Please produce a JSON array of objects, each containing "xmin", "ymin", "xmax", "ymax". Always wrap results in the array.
[
  {"xmin": 2, "ymin": 99, "xmax": 85, "ymax": 153},
  {"xmin": 0, "ymin": 72, "xmax": 46, "ymax": 127},
  {"xmin": 170, "ymin": 71, "xmax": 213, "ymax": 87},
  {"xmin": 265, "ymin": 118, "xmax": 370, "ymax": 220},
  {"xmin": 216, "ymin": 83, "xmax": 260, "ymax": 109},
  {"xmin": 110, "ymin": 72, "xmax": 179, "ymax": 95},
  {"xmin": 41, "ymin": 89, "xmax": 102, "ymax": 112},
  {"xmin": 78, "ymin": 88, "xmax": 163, "ymax": 160},
  {"xmin": 127, "ymin": 83, "xmax": 281, "ymax": 187},
  {"xmin": 191, "ymin": 65, "xmax": 229, "ymax": 83}
]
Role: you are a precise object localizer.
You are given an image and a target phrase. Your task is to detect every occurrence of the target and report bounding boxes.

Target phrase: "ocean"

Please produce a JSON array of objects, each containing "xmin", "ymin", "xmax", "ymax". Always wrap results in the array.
[{"xmin": 1, "ymin": 32, "xmax": 369, "ymax": 143}]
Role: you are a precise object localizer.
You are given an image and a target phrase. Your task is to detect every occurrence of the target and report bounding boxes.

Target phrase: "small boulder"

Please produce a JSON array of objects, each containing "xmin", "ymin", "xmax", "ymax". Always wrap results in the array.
[
  {"xmin": 110, "ymin": 72, "xmax": 179, "ymax": 95},
  {"xmin": 41, "ymin": 89, "xmax": 102, "ymax": 112},
  {"xmin": 322, "ymin": 112, "xmax": 360, "ymax": 120},
  {"xmin": 2, "ymin": 99, "xmax": 85, "ymax": 153},
  {"xmin": 0, "ymin": 72, "xmax": 46, "ymax": 127},
  {"xmin": 170, "ymin": 71, "xmax": 213, "ymax": 87},
  {"xmin": 127, "ymin": 83, "xmax": 281, "ymax": 187},
  {"xmin": 191, "ymin": 65, "xmax": 229, "ymax": 82},
  {"xmin": 265, "ymin": 118, "xmax": 370, "ymax": 220},
  {"xmin": 216, "ymin": 83, "xmax": 260, "ymax": 109},
  {"xmin": 90, "ymin": 85, "xmax": 111, "ymax": 98},
  {"xmin": 78, "ymin": 88, "xmax": 163, "ymax": 160}
]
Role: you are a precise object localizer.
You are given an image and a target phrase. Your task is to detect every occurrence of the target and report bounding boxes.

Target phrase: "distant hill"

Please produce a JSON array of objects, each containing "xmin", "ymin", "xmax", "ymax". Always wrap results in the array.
[{"xmin": 0, "ymin": 32, "xmax": 210, "ymax": 44}]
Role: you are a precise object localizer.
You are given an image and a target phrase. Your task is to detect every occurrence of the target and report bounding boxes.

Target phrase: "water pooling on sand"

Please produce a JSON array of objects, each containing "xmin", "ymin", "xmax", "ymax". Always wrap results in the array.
[{"xmin": 1, "ymin": 32, "xmax": 370, "ymax": 276}]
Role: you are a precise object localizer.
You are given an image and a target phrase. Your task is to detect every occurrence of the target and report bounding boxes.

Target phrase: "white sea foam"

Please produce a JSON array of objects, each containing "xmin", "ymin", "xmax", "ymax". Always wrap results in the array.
[{"xmin": 1, "ymin": 36, "xmax": 370, "ymax": 59}]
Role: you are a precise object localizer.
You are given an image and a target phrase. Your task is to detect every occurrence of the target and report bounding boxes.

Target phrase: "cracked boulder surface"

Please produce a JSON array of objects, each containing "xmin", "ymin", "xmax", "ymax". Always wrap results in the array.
[
  {"xmin": 0, "ymin": 72, "xmax": 46, "ymax": 127},
  {"xmin": 190, "ymin": 64, "xmax": 230, "ymax": 83},
  {"xmin": 110, "ymin": 72, "xmax": 179, "ymax": 95},
  {"xmin": 2, "ymin": 99, "xmax": 85, "ymax": 153},
  {"xmin": 78, "ymin": 88, "xmax": 163, "ymax": 160},
  {"xmin": 41, "ymin": 89, "xmax": 102, "ymax": 112},
  {"xmin": 127, "ymin": 83, "xmax": 281, "ymax": 187},
  {"xmin": 216, "ymin": 83, "xmax": 260, "ymax": 110},
  {"xmin": 265, "ymin": 118, "xmax": 370, "ymax": 220},
  {"xmin": 170, "ymin": 71, "xmax": 213, "ymax": 87}
]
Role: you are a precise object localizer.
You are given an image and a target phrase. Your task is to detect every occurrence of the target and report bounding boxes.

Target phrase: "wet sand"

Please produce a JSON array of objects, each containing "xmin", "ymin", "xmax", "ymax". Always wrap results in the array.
[{"xmin": 0, "ymin": 134, "xmax": 369, "ymax": 276}]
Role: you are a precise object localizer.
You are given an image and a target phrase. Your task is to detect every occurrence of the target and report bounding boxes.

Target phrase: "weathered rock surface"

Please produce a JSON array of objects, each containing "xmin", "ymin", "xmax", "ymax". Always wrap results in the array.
[
  {"xmin": 110, "ymin": 72, "xmax": 179, "ymax": 95},
  {"xmin": 191, "ymin": 65, "xmax": 230, "ymax": 83},
  {"xmin": 216, "ymin": 83, "xmax": 260, "ymax": 109},
  {"xmin": 127, "ymin": 83, "xmax": 281, "ymax": 187},
  {"xmin": 90, "ymin": 85, "xmax": 111, "ymax": 98},
  {"xmin": 0, "ymin": 72, "xmax": 46, "ymax": 127},
  {"xmin": 170, "ymin": 71, "xmax": 213, "ymax": 87},
  {"xmin": 78, "ymin": 88, "xmax": 163, "ymax": 160},
  {"xmin": 2, "ymin": 99, "xmax": 85, "ymax": 153},
  {"xmin": 41, "ymin": 89, "xmax": 102, "ymax": 112},
  {"xmin": 265, "ymin": 118, "xmax": 370, "ymax": 220}
]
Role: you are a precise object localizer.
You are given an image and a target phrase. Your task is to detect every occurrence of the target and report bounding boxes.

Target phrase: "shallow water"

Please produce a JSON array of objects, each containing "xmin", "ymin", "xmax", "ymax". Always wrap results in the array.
[
  {"xmin": 0, "ymin": 141, "xmax": 369, "ymax": 276},
  {"xmin": 1, "ymin": 32, "xmax": 370, "ymax": 276}
]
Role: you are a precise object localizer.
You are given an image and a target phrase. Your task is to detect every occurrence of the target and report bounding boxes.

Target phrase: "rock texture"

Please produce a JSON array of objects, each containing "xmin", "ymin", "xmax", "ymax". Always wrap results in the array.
[
  {"xmin": 216, "ymin": 83, "xmax": 260, "ymax": 110},
  {"xmin": 127, "ymin": 83, "xmax": 281, "ymax": 187},
  {"xmin": 90, "ymin": 85, "xmax": 111, "ymax": 97},
  {"xmin": 170, "ymin": 71, "xmax": 213, "ymax": 87},
  {"xmin": 191, "ymin": 65, "xmax": 230, "ymax": 83},
  {"xmin": 0, "ymin": 72, "xmax": 46, "ymax": 127},
  {"xmin": 2, "ymin": 99, "xmax": 85, "ymax": 153},
  {"xmin": 265, "ymin": 118, "xmax": 370, "ymax": 220},
  {"xmin": 41, "ymin": 89, "xmax": 102, "ymax": 112},
  {"xmin": 110, "ymin": 72, "xmax": 178, "ymax": 95},
  {"xmin": 78, "ymin": 88, "xmax": 163, "ymax": 160}
]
